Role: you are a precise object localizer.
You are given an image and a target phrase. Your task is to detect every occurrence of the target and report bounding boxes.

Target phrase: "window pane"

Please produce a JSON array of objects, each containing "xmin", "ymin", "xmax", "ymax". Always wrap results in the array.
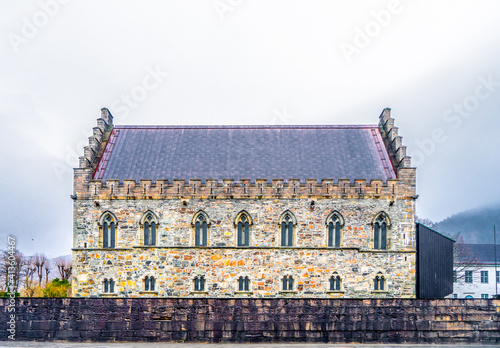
[
  {"xmin": 237, "ymin": 222, "xmax": 242, "ymax": 246},
  {"xmin": 200, "ymin": 276, "xmax": 205, "ymax": 291},
  {"xmin": 195, "ymin": 221, "xmax": 200, "ymax": 246},
  {"xmin": 145, "ymin": 277, "xmax": 150, "ymax": 291},
  {"xmin": 202, "ymin": 221, "xmax": 207, "ymax": 246},
  {"xmin": 281, "ymin": 223, "xmax": 286, "ymax": 247},
  {"xmin": 110, "ymin": 222, "xmax": 115, "ymax": 248},
  {"xmin": 110, "ymin": 279, "xmax": 114, "ymax": 293},
  {"xmin": 328, "ymin": 223, "xmax": 333, "ymax": 247},
  {"xmin": 374, "ymin": 224, "xmax": 379, "ymax": 249},
  {"xmin": 335, "ymin": 277, "xmax": 340, "ymax": 291},
  {"xmin": 282, "ymin": 277, "xmax": 287, "ymax": 290},
  {"xmin": 380, "ymin": 223, "xmax": 387, "ymax": 250},
  {"xmin": 103, "ymin": 224, "xmax": 109, "ymax": 248},
  {"xmin": 144, "ymin": 223, "xmax": 150, "ymax": 246},
  {"xmin": 151, "ymin": 277, "xmax": 155, "ymax": 291},
  {"xmin": 151, "ymin": 223, "xmax": 156, "ymax": 246},
  {"xmin": 335, "ymin": 222, "xmax": 341, "ymax": 248},
  {"xmin": 244, "ymin": 222, "xmax": 249, "ymax": 246},
  {"xmin": 288, "ymin": 222, "xmax": 294, "ymax": 246},
  {"xmin": 104, "ymin": 280, "xmax": 108, "ymax": 293}
]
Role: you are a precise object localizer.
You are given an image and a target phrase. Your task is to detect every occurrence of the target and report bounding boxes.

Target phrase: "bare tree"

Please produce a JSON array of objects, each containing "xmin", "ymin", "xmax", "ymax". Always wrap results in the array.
[
  {"xmin": 33, "ymin": 254, "xmax": 48, "ymax": 287},
  {"xmin": 43, "ymin": 260, "xmax": 51, "ymax": 286},
  {"xmin": 22, "ymin": 256, "xmax": 37, "ymax": 297},
  {"xmin": 55, "ymin": 256, "xmax": 72, "ymax": 281},
  {"xmin": 0, "ymin": 248, "xmax": 25, "ymax": 292},
  {"xmin": 450, "ymin": 233, "xmax": 482, "ymax": 281},
  {"xmin": 415, "ymin": 215, "xmax": 437, "ymax": 229}
]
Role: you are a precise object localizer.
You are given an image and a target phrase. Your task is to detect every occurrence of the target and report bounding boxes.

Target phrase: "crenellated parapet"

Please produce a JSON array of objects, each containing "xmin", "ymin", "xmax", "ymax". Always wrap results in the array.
[
  {"xmin": 74, "ymin": 177, "xmax": 415, "ymax": 200},
  {"xmin": 378, "ymin": 108, "xmax": 416, "ymax": 194}
]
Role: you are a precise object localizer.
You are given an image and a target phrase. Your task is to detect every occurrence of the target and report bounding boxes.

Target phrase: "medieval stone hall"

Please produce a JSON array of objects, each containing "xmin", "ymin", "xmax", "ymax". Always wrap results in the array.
[{"xmin": 72, "ymin": 108, "xmax": 417, "ymax": 298}]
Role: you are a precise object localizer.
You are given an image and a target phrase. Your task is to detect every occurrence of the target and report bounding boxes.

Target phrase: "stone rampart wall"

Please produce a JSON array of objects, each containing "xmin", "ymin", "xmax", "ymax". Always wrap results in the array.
[{"xmin": 1, "ymin": 298, "xmax": 498, "ymax": 343}]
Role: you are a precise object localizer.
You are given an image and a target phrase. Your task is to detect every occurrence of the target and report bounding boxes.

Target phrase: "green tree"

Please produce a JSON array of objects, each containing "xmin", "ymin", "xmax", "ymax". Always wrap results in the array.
[{"xmin": 42, "ymin": 278, "xmax": 70, "ymax": 297}]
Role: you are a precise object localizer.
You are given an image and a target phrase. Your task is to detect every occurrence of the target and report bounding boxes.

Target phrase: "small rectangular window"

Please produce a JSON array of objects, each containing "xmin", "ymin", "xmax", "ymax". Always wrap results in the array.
[
  {"xmin": 452, "ymin": 294, "xmax": 458, "ymax": 299},
  {"xmin": 465, "ymin": 271, "xmax": 473, "ymax": 283},
  {"xmin": 481, "ymin": 271, "xmax": 488, "ymax": 283},
  {"xmin": 481, "ymin": 294, "xmax": 489, "ymax": 299},
  {"xmin": 453, "ymin": 271, "xmax": 457, "ymax": 283}
]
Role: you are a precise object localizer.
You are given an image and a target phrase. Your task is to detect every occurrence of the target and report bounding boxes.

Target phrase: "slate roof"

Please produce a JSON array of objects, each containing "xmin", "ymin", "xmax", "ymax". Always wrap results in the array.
[
  {"xmin": 460, "ymin": 244, "xmax": 500, "ymax": 264},
  {"xmin": 93, "ymin": 125, "xmax": 396, "ymax": 183}
]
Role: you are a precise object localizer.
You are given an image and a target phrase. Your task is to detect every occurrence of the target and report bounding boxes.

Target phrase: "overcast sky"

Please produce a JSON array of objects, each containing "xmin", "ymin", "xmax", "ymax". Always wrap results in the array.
[{"xmin": 1, "ymin": 1, "xmax": 499, "ymax": 257}]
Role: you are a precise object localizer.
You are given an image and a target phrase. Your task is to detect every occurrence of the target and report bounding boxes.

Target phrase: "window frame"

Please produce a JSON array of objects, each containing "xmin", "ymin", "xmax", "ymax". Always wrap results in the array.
[
  {"xmin": 235, "ymin": 211, "xmax": 252, "ymax": 247},
  {"xmin": 192, "ymin": 211, "xmax": 210, "ymax": 247},
  {"xmin": 465, "ymin": 271, "xmax": 473, "ymax": 283},
  {"xmin": 99, "ymin": 212, "xmax": 117, "ymax": 249},
  {"xmin": 194, "ymin": 275, "xmax": 206, "ymax": 292},
  {"xmin": 140, "ymin": 211, "xmax": 159, "ymax": 246},
  {"xmin": 279, "ymin": 211, "xmax": 297, "ymax": 247},
  {"xmin": 374, "ymin": 273, "xmax": 385, "ymax": 291},
  {"xmin": 373, "ymin": 212, "xmax": 390, "ymax": 250},
  {"xmin": 326, "ymin": 211, "xmax": 344, "ymax": 248},
  {"xmin": 481, "ymin": 271, "xmax": 488, "ymax": 284}
]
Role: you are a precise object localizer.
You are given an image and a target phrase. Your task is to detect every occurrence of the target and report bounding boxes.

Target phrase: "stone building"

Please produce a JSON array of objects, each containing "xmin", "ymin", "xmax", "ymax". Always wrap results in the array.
[{"xmin": 72, "ymin": 107, "xmax": 417, "ymax": 298}]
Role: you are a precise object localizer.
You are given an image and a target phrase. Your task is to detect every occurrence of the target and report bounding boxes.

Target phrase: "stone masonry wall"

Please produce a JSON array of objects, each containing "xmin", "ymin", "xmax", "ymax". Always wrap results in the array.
[
  {"xmin": 72, "ymin": 197, "xmax": 416, "ymax": 298},
  {"xmin": 1, "ymin": 298, "xmax": 499, "ymax": 343}
]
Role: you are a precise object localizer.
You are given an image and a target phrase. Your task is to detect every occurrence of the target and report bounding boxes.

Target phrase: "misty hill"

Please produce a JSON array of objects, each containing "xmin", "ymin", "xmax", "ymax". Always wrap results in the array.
[{"xmin": 435, "ymin": 202, "xmax": 500, "ymax": 243}]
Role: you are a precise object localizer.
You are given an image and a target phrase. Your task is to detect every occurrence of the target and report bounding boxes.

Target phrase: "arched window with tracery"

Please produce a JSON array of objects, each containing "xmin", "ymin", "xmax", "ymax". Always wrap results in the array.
[
  {"xmin": 142, "ymin": 212, "xmax": 157, "ymax": 246},
  {"xmin": 193, "ymin": 212, "xmax": 209, "ymax": 246},
  {"xmin": 326, "ymin": 212, "xmax": 343, "ymax": 248},
  {"xmin": 101, "ymin": 212, "xmax": 116, "ymax": 248},
  {"xmin": 280, "ymin": 211, "xmax": 296, "ymax": 247},
  {"xmin": 236, "ymin": 213, "xmax": 251, "ymax": 246},
  {"xmin": 373, "ymin": 213, "xmax": 389, "ymax": 250}
]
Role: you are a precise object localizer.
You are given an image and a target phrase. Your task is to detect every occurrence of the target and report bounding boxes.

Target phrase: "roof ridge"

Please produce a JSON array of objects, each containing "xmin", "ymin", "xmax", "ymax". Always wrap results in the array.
[{"xmin": 113, "ymin": 125, "xmax": 378, "ymax": 130}]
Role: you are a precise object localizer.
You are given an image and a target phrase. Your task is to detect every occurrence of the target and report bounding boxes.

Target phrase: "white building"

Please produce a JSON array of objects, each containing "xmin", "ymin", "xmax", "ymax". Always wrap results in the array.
[{"xmin": 452, "ymin": 244, "xmax": 500, "ymax": 299}]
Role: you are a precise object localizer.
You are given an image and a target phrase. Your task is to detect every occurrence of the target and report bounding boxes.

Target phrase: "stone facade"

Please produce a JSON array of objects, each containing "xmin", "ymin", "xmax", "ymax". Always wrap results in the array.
[{"xmin": 72, "ymin": 108, "xmax": 417, "ymax": 298}]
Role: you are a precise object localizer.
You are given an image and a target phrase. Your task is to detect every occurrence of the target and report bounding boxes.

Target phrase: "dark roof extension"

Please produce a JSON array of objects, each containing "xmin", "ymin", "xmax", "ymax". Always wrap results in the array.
[{"xmin": 93, "ymin": 125, "xmax": 396, "ymax": 183}]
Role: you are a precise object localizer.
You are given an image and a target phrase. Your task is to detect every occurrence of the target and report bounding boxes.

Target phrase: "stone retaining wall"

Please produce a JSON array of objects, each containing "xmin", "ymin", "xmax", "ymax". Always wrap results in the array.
[{"xmin": 1, "ymin": 298, "xmax": 499, "ymax": 343}]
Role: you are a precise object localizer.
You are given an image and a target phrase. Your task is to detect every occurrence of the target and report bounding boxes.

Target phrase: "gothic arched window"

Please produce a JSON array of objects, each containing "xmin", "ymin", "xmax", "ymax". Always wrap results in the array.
[
  {"xmin": 280, "ymin": 211, "xmax": 296, "ymax": 247},
  {"xmin": 326, "ymin": 212, "xmax": 343, "ymax": 248},
  {"xmin": 374, "ymin": 213, "xmax": 389, "ymax": 250},
  {"xmin": 101, "ymin": 212, "xmax": 116, "ymax": 248},
  {"xmin": 142, "ymin": 212, "xmax": 157, "ymax": 246},
  {"xmin": 237, "ymin": 213, "xmax": 251, "ymax": 246},
  {"xmin": 193, "ymin": 212, "xmax": 209, "ymax": 246}
]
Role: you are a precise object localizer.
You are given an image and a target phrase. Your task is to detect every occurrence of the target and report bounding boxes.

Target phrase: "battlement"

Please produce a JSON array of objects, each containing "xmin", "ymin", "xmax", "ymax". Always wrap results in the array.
[
  {"xmin": 73, "ymin": 177, "xmax": 417, "ymax": 200},
  {"xmin": 78, "ymin": 108, "xmax": 113, "ymax": 169},
  {"xmin": 378, "ymin": 108, "xmax": 412, "ymax": 170}
]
